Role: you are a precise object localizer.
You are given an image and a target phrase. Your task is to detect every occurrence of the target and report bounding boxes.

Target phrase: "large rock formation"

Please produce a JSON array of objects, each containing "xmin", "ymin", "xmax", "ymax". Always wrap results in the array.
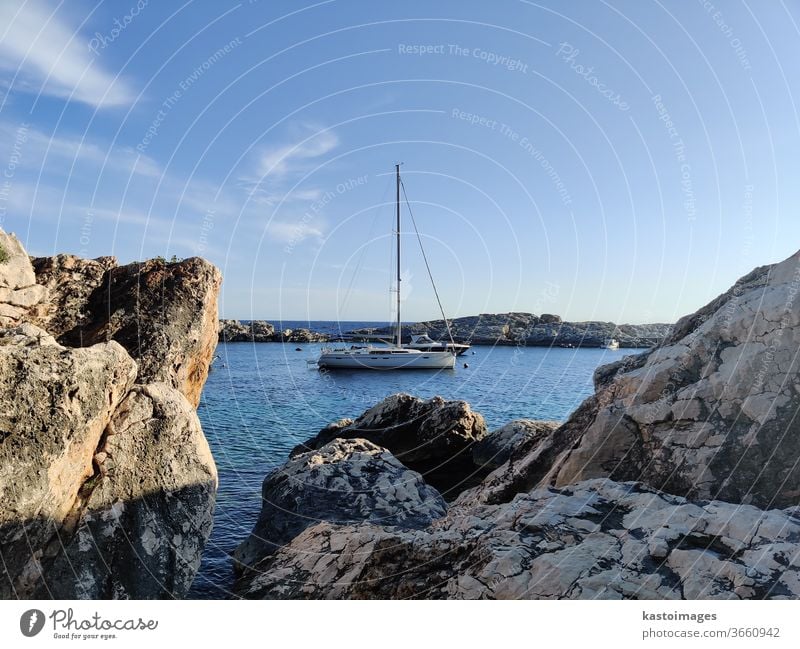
[
  {"xmin": 293, "ymin": 393, "xmax": 488, "ymax": 497},
  {"xmin": 233, "ymin": 439, "xmax": 446, "ymax": 573},
  {"xmin": 33, "ymin": 384, "xmax": 217, "ymax": 598},
  {"xmin": 237, "ymin": 479, "xmax": 800, "ymax": 599},
  {"xmin": 42, "ymin": 257, "xmax": 222, "ymax": 408},
  {"xmin": 465, "ymin": 249, "xmax": 800, "ymax": 509},
  {"xmin": 0, "ymin": 228, "xmax": 220, "ymax": 599},
  {"xmin": 0, "ymin": 230, "xmax": 47, "ymax": 326}
]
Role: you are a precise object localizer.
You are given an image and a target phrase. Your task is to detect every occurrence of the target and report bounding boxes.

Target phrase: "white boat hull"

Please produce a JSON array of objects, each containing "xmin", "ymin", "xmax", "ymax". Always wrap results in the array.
[{"xmin": 317, "ymin": 349, "xmax": 455, "ymax": 370}]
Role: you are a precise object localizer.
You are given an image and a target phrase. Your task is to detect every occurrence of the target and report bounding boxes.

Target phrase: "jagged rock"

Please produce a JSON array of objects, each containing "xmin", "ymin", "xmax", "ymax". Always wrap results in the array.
[
  {"xmin": 29, "ymin": 254, "xmax": 116, "ymax": 337},
  {"xmin": 218, "ymin": 319, "xmax": 276, "ymax": 342},
  {"xmin": 0, "ymin": 230, "xmax": 47, "ymax": 326},
  {"xmin": 233, "ymin": 438, "xmax": 446, "ymax": 573},
  {"xmin": 292, "ymin": 393, "xmax": 488, "ymax": 497},
  {"xmin": 33, "ymin": 384, "xmax": 217, "ymax": 598},
  {"xmin": 219, "ymin": 319, "xmax": 248, "ymax": 342},
  {"xmin": 472, "ymin": 420, "xmax": 559, "ymax": 470},
  {"xmin": 236, "ymin": 479, "xmax": 800, "ymax": 600},
  {"xmin": 250, "ymin": 320, "xmax": 275, "ymax": 338},
  {"xmin": 465, "ymin": 249, "xmax": 800, "ymax": 509},
  {"xmin": 52, "ymin": 257, "xmax": 221, "ymax": 407},
  {"xmin": 539, "ymin": 313, "xmax": 561, "ymax": 324},
  {"xmin": 279, "ymin": 327, "xmax": 327, "ymax": 343},
  {"xmin": 0, "ymin": 325, "xmax": 137, "ymax": 598}
]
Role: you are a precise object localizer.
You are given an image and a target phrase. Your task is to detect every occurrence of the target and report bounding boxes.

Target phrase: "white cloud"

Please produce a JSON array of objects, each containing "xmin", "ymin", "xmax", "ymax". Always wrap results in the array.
[
  {"xmin": 237, "ymin": 183, "xmax": 323, "ymax": 207},
  {"xmin": 265, "ymin": 219, "xmax": 325, "ymax": 245},
  {"xmin": 257, "ymin": 127, "xmax": 338, "ymax": 177},
  {"xmin": 0, "ymin": 0, "xmax": 133, "ymax": 108},
  {"xmin": 237, "ymin": 125, "xmax": 339, "ymax": 245}
]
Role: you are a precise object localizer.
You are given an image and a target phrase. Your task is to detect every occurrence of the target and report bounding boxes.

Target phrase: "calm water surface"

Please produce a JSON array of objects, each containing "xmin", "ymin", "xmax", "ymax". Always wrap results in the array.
[{"xmin": 189, "ymin": 337, "xmax": 642, "ymax": 597}]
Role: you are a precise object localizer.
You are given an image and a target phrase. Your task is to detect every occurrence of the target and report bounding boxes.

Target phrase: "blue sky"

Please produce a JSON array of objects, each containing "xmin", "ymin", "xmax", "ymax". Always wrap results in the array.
[{"xmin": 0, "ymin": 0, "xmax": 798, "ymax": 323}]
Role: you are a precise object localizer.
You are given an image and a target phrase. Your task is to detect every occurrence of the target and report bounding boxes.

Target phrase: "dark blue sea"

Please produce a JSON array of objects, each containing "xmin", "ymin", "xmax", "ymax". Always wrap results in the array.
[{"xmin": 189, "ymin": 321, "xmax": 644, "ymax": 598}]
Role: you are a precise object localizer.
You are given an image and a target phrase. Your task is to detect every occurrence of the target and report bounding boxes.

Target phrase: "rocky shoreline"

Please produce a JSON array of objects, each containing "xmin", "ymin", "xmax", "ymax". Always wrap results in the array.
[
  {"xmin": 218, "ymin": 313, "xmax": 672, "ymax": 348},
  {"xmin": 1, "ymin": 229, "xmax": 219, "ymax": 598},
  {"xmin": 4, "ymin": 222, "xmax": 800, "ymax": 600},
  {"xmin": 232, "ymin": 248, "xmax": 800, "ymax": 599}
]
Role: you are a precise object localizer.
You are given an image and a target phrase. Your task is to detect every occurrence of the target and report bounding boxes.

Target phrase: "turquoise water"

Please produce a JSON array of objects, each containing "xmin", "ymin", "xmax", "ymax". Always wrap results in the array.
[{"xmin": 190, "ymin": 339, "xmax": 641, "ymax": 598}]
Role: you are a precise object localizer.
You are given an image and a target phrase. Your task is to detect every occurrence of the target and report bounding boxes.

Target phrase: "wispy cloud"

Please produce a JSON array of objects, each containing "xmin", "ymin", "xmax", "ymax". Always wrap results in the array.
[
  {"xmin": 238, "ymin": 124, "xmax": 339, "ymax": 201},
  {"xmin": 237, "ymin": 124, "xmax": 340, "ymax": 246},
  {"xmin": 0, "ymin": 0, "xmax": 133, "ymax": 108},
  {"xmin": 257, "ymin": 127, "xmax": 338, "ymax": 177},
  {"xmin": 237, "ymin": 184, "xmax": 323, "ymax": 208},
  {"xmin": 265, "ymin": 219, "xmax": 325, "ymax": 245}
]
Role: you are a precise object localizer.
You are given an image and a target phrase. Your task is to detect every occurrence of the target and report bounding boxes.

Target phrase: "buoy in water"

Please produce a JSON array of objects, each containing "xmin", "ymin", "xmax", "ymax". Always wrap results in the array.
[
  {"xmin": 295, "ymin": 347, "xmax": 302, "ymax": 351},
  {"xmin": 463, "ymin": 362, "xmax": 469, "ymax": 368}
]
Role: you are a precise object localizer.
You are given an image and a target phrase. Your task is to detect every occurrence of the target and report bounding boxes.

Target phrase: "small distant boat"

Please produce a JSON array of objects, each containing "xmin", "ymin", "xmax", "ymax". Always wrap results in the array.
[
  {"xmin": 316, "ymin": 165, "xmax": 456, "ymax": 371},
  {"xmin": 406, "ymin": 333, "xmax": 470, "ymax": 356},
  {"xmin": 604, "ymin": 338, "xmax": 620, "ymax": 350}
]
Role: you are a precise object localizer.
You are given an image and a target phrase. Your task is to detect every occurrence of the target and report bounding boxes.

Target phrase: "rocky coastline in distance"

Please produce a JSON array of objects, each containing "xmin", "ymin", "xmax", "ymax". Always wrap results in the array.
[{"xmin": 218, "ymin": 313, "xmax": 673, "ymax": 348}]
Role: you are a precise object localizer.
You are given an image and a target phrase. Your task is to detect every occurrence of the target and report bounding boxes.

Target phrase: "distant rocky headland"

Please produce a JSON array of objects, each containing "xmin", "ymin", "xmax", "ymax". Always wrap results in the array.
[
  {"xmin": 218, "ymin": 313, "xmax": 673, "ymax": 348},
  {"xmin": 1, "ymin": 228, "xmax": 219, "ymax": 598}
]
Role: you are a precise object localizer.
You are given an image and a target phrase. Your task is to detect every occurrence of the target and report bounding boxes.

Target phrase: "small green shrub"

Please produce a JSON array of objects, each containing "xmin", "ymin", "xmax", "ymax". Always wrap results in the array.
[{"xmin": 0, "ymin": 243, "xmax": 8, "ymax": 264}]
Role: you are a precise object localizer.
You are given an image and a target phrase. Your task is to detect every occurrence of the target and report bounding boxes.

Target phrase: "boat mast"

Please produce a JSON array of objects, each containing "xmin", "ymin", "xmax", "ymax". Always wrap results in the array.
[{"xmin": 395, "ymin": 163, "xmax": 402, "ymax": 347}]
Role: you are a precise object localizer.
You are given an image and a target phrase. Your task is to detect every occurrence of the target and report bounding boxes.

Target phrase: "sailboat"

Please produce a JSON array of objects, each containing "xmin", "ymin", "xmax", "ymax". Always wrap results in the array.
[{"xmin": 315, "ymin": 165, "xmax": 456, "ymax": 370}]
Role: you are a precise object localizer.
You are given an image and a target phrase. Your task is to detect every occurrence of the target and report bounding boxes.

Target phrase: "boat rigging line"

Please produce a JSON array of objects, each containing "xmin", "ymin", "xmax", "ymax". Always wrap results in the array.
[{"xmin": 399, "ymin": 177, "xmax": 458, "ymax": 351}]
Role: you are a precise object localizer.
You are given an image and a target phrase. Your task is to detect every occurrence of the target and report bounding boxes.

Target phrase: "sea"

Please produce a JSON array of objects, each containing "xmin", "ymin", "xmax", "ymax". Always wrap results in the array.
[{"xmin": 189, "ymin": 321, "xmax": 644, "ymax": 598}]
